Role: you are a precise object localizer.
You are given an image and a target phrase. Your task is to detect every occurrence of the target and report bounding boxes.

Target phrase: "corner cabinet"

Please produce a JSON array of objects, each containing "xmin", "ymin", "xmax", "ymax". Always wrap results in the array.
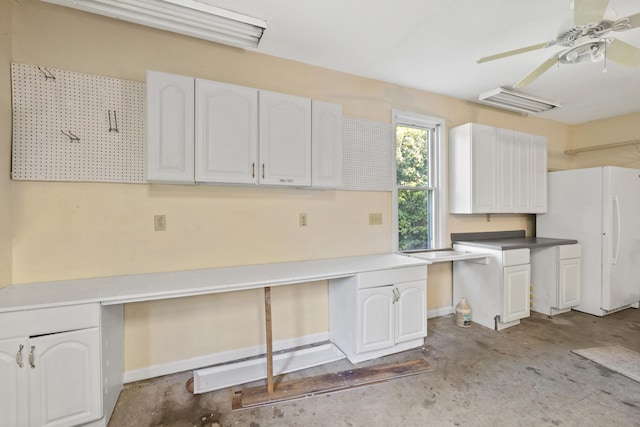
[
  {"xmin": 0, "ymin": 304, "xmax": 123, "ymax": 427},
  {"xmin": 449, "ymin": 123, "xmax": 547, "ymax": 214},
  {"xmin": 146, "ymin": 70, "xmax": 342, "ymax": 188},
  {"xmin": 329, "ymin": 266, "xmax": 427, "ymax": 364},
  {"xmin": 311, "ymin": 100, "xmax": 343, "ymax": 188}
]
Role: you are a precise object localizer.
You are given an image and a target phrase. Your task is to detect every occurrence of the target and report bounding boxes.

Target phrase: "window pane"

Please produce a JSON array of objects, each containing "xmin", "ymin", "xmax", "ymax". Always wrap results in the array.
[
  {"xmin": 398, "ymin": 189, "xmax": 431, "ymax": 250},
  {"xmin": 396, "ymin": 126, "xmax": 429, "ymax": 187}
]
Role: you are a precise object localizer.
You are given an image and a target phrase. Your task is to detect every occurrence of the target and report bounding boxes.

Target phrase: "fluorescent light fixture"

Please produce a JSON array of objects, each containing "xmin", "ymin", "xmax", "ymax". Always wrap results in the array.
[
  {"xmin": 478, "ymin": 87, "xmax": 560, "ymax": 115},
  {"xmin": 42, "ymin": 0, "xmax": 267, "ymax": 49}
]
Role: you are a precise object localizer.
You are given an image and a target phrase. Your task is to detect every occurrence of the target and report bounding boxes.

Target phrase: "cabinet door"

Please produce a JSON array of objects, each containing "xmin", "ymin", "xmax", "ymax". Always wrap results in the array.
[
  {"xmin": 195, "ymin": 79, "xmax": 258, "ymax": 184},
  {"xmin": 311, "ymin": 100, "xmax": 342, "ymax": 188},
  {"xmin": 531, "ymin": 135, "xmax": 547, "ymax": 213},
  {"xmin": 146, "ymin": 71, "xmax": 195, "ymax": 183},
  {"xmin": 395, "ymin": 281, "xmax": 427, "ymax": 344},
  {"xmin": 496, "ymin": 128, "xmax": 515, "ymax": 212},
  {"xmin": 357, "ymin": 287, "xmax": 394, "ymax": 353},
  {"xmin": 29, "ymin": 328, "xmax": 101, "ymax": 427},
  {"xmin": 259, "ymin": 91, "xmax": 312, "ymax": 186},
  {"xmin": 471, "ymin": 124, "xmax": 497, "ymax": 212},
  {"xmin": 514, "ymin": 132, "xmax": 532, "ymax": 213},
  {"xmin": 0, "ymin": 338, "xmax": 28, "ymax": 427},
  {"xmin": 557, "ymin": 258, "xmax": 581, "ymax": 309},
  {"xmin": 502, "ymin": 264, "xmax": 531, "ymax": 323}
]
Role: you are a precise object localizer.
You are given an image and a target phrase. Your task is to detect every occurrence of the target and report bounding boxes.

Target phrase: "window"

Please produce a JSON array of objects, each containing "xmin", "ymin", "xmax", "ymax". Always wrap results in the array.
[{"xmin": 392, "ymin": 111, "xmax": 445, "ymax": 251}]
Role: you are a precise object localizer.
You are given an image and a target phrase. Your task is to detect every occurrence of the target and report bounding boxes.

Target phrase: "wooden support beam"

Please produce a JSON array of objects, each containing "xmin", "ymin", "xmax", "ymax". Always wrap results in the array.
[
  {"xmin": 264, "ymin": 286, "xmax": 274, "ymax": 395},
  {"xmin": 232, "ymin": 358, "xmax": 434, "ymax": 410}
]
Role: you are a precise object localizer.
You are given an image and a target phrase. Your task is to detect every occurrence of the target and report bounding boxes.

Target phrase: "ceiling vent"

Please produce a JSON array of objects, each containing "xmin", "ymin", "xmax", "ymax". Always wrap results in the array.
[
  {"xmin": 42, "ymin": 0, "xmax": 267, "ymax": 49},
  {"xmin": 478, "ymin": 87, "xmax": 560, "ymax": 115}
]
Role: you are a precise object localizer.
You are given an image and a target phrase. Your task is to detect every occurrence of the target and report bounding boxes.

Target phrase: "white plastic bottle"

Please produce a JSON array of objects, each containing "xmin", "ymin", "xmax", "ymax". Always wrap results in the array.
[{"xmin": 455, "ymin": 298, "xmax": 472, "ymax": 327}]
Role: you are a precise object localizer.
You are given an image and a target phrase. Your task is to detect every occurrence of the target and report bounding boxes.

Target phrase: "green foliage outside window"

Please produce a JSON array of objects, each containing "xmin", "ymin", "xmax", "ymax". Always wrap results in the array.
[{"xmin": 396, "ymin": 126, "xmax": 431, "ymax": 250}]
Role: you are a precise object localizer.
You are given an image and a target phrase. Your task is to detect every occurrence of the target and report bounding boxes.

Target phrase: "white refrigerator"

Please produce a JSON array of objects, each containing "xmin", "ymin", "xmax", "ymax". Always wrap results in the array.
[{"xmin": 536, "ymin": 166, "xmax": 640, "ymax": 316}]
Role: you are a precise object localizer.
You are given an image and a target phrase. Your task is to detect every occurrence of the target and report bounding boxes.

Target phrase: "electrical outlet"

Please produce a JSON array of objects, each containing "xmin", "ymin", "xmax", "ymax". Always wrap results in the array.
[
  {"xmin": 369, "ymin": 213, "xmax": 383, "ymax": 225},
  {"xmin": 154, "ymin": 215, "xmax": 166, "ymax": 231},
  {"xmin": 299, "ymin": 213, "xmax": 308, "ymax": 227}
]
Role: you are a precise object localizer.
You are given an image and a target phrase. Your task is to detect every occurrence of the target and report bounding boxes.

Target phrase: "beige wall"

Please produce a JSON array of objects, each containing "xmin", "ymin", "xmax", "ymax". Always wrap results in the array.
[
  {"xmin": 0, "ymin": 0, "xmax": 13, "ymax": 288},
  {"xmin": 569, "ymin": 112, "xmax": 640, "ymax": 169},
  {"xmin": 8, "ymin": 0, "xmax": 582, "ymax": 372}
]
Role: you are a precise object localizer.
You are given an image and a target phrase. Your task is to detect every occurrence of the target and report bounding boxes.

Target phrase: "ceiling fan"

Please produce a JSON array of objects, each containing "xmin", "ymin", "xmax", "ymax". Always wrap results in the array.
[{"xmin": 477, "ymin": 0, "xmax": 640, "ymax": 87}]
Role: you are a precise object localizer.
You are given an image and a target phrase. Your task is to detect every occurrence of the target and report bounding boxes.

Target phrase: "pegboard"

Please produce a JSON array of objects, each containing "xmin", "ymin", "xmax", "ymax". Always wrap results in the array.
[
  {"xmin": 11, "ymin": 63, "xmax": 145, "ymax": 183},
  {"xmin": 342, "ymin": 117, "xmax": 395, "ymax": 191}
]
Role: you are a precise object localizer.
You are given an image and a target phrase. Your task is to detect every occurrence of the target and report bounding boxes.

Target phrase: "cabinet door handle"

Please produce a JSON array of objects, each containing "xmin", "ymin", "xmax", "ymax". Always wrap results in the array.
[
  {"xmin": 16, "ymin": 344, "xmax": 24, "ymax": 368},
  {"xmin": 262, "ymin": 164, "xmax": 265, "ymax": 179},
  {"xmin": 252, "ymin": 162, "xmax": 255, "ymax": 178},
  {"xmin": 392, "ymin": 288, "xmax": 400, "ymax": 303},
  {"xmin": 29, "ymin": 345, "xmax": 35, "ymax": 369}
]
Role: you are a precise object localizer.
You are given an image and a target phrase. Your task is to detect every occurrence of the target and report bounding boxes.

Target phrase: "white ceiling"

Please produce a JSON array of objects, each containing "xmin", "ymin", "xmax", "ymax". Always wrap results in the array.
[{"xmin": 204, "ymin": 0, "xmax": 640, "ymax": 124}]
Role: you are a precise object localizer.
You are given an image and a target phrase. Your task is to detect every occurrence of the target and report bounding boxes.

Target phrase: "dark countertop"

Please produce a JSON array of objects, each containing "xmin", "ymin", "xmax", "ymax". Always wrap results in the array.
[{"xmin": 451, "ymin": 230, "xmax": 578, "ymax": 250}]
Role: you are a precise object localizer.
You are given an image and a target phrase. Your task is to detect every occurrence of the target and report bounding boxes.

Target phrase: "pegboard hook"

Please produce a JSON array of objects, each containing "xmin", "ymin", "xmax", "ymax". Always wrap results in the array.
[
  {"xmin": 37, "ymin": 66, "xmax": 56, "ymax": 81},
  {"xmin": 108, "ymin": 110, "xmax": 119, "ymax": 133},
  {"xmin": 61, "ymin": 130, "xmax": 80, "ymax": 142}
]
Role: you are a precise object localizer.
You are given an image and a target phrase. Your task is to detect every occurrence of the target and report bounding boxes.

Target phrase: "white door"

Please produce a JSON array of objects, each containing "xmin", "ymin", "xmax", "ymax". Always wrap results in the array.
[
  {"xmin": 146, "ymin": 71, "xmax": 195, "ymax": 183},
  {"xmin": 471, "ymin": 124, "xmax": 497, "ymax": 212},
  {"xmin": 394, "ymin": 281, "xmax": 427, "ymax": 344},
  {"xmin": 502, "ymin": 264, "xmax": 531, "ymax": 323},
  {"xmin": 195, "ymin": 79, "xmax": 258, "ymax": 184},
  {"xmin": 496, "ymin": 128, "xmax": 515, "ymax": 212},
  {"xmin": 514, "ymin": 132, "xmax": 532, "ymax": 213},
  {"xmin": 558, "ymin": 258, "xmax": 581, "ymax": 309},
  {"xmin": 259, "ymin": 91, "xmax": 312, "ymax": 186},
  {"xmin": 601, "ymin": 167, "xmax": 640, "ymax": 310},
  {"xmin": 29, "ymin": 328, "xmax": 101, "ymax": 427},
  {"xmin": 357, "ymin": 287, "xmax": 394, "ymax": 353},
  {"xmin": 0, "ymin": 338, "xmax": 28, "ymax": 427},
  {"xmin": 311, "ymin": 100, "xmax": 342, "ymax": 188}
]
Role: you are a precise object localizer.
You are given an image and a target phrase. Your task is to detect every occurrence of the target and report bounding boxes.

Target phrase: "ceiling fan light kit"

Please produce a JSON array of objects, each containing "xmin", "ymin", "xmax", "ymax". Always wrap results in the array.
[
  {"xmin": 478, "ymin": 87, "xmax": 560, "ymax": 115},
  {"xmin": 41, "ymin": 0, "xmax": 267, "ymax": 49}
]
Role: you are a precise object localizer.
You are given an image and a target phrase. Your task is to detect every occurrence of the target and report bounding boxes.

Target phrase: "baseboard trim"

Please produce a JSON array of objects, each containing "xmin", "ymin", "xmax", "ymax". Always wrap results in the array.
[
  {"xmin": 428, "ymin": 306, "xmax": 453, "ymax": 319},
  {"xmin": 124, "ymin": 332, "xmax": 329, "ymax": 384}
]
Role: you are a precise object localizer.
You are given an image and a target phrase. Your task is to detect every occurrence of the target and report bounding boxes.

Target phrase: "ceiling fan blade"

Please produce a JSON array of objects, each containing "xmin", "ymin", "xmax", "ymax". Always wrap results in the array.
[
  {"xmin": 477, "ymin": 42, "xmax": 549, "ymax": 64},
  {"xmin": 606, "ymin": 39, "xmax": 640, "ymax": 67},
  {"xmin": 614, "ymin": 12, "xmax": 640, "ymax": 31},
  {"xmin": 574, "ymin": 0, "xmax": 609, "ymax": 26},
  {"xmin": 513, "ymin": 56, "xmax": 559, "ymax": 88}
]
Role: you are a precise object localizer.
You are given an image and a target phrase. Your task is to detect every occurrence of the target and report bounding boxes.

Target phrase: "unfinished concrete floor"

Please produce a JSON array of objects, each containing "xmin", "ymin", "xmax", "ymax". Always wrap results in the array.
[{"xmin": 109, "ymin": 309, "xmax": 640, "ymax": 426}]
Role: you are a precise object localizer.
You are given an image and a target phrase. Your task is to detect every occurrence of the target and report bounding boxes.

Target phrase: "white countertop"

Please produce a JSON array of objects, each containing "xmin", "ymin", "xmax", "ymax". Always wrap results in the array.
[
  {"xmin": 405, "ymin": 250, "xmax": 491, "ymax": 263},
  {"xmin": 0, "ymin": 254, "xmax": 429, "ymax": 312}
]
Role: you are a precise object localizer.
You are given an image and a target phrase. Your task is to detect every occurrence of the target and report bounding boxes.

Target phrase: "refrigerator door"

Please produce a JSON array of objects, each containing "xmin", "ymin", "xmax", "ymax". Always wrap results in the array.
[{"xmin": 601, "ymin": 167, "xmax": 640, "ymax": 310}]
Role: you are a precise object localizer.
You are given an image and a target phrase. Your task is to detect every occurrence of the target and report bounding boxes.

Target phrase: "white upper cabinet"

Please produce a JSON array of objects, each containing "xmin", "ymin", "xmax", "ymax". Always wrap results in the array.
[
  {"xmin": 496, "ymin": 128, "xmax": 516, "ymax": 212},
  {"xmin": 530, "ymin": 135, "xmax": 548, "ymax": 213},
  {"xmin": 259, "ymin": 91, "xmax": 312, "ymax": 186},
  {"xmin": 146, "ymin": 71, "xmax": 195, "ymax": 183},
  {"xmin": 147, "ymin": 71, "xmax": 341, "ymax": 188},
  {"xmin": 449, "ymin": 123, "xmax": 497, "ymax": 213},
  {"xmin": 195, "ymin": 79, "xmax": 258, "ymax": 184},
  {"xmin": 449, "ymin": 123, "xmax": 547, "ymax": 214},
  {"xmin": 312, "ymin": 100, "xmax": 343, "ymax": 188}
]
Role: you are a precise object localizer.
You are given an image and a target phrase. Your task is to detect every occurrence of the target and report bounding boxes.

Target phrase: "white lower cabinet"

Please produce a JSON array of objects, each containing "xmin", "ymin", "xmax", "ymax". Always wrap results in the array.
[
  {"xmin": 531, "ymin": 244, "xmax": 582, "ymax": 315},
  {"xmin": 453, "ymin": 245, "xmax": 531, "ymax": 331},
  {"xmin": 0, "ymin": 304, "xmax": 123, "ymax": 427},
  {"xmin": 330, "ymin": 267, "xmax": 427, "ymax": 364}
]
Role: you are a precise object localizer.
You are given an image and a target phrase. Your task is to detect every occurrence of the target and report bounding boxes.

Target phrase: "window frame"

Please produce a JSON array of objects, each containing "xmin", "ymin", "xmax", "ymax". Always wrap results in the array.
[{"xmin": 392, "ymin": 110, "xmax": 447, "ymax": 252}]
